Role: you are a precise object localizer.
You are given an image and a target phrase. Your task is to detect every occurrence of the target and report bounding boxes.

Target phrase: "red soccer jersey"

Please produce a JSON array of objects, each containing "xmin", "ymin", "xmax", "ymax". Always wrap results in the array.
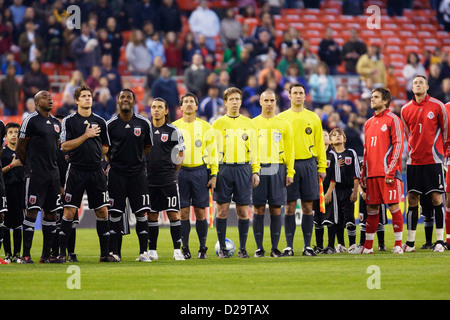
[
  {"xmin": 400, "ymin": 95, "xmax": 448, "ymax": 165},
  {"xmin": 444, "ymin": 102, "xmax": 450, "ymax": 157},
  {"xmin": 361, "ymin": 108, "xmax": 404, "ymax": 179}
]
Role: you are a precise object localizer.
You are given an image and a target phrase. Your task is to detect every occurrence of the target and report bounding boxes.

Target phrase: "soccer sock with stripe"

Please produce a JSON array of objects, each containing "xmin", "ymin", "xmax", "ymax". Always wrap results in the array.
[
  {"xmin": 148, "ymin": 221, "xmax": 159, "ymax": 251},
  {"xmin": 252, "ymin": 214, "xmax": 264, "ymax": 251},
  {"xmin": 327, "ymin": 224, "xmax": 336, "ymax": 248},
  {"xmin": 109, "ymin": 215, "xmax": 123, "ymax": 256},
  {"xmin": 135, "ymin": 216, "xmax": 148, "ymax": 254},
  {"xmin": 424, "ymin": 218, "xmax": 434, "ymax": 244},
  {"xmin": 22, "ymin": 216, "xmax": 36, "ymax": 257},
  {"xmin": 96, "ymin": 218, "xmax": 110, "ymax": 257},
  {"xmin": 433, "ymin": 203, "xmax": 444, "ymax": 242},
  {"xmin": 390, "ymin": 207, "xmax": 403, "ymax": 247},
  {"xmin": 270, "ymin": 214, "xmax": 281, "ymax": 251},
  {"xmin": 347, "ymin": 224, "xmax": 356, "ymax": 246},
  {"xmin": 59, "ymin": 217, "xmax": 73, "ymax": 257},
  {"xmin": 446, "ymin": 207, "xmax": 450, "ymax": 244},
  {"xmin": 406, "ymin": 205, "xmax": 418, "ymax": 247},
  {"xmin": 301, "ymin": 213, "xmax": 314, "ymax": 248},
  {"xmin": 181, "ymin": 219, "xmax": 191, "ymax": 247},
  {"xmin": 238, "ymin": 218, "xmax": 249, "ymax": 250},
  {"xmin": 284, "ymin": 214, "xmax": 296, "ymax": 248},
  {"xmin": 41, "ymin": 218, "xmax": 57, "ymax": 259},
  {"xmin": 364, "ymin": 210, "xmax": 379, "ymax": 250},
  {"xmin": 170, "ymin": 220, "xmax": 181, "ymax": 250},
  {"xmin": 315, "ymin": 225, "xmax": 324, "ymax": 249},
  {"xmin": 216, "ymin": 217, "xmax": 227, "ymax": 248},
  {"xmin": 195, "ymin": 218, "xmax": 208, "ymax": 248}
]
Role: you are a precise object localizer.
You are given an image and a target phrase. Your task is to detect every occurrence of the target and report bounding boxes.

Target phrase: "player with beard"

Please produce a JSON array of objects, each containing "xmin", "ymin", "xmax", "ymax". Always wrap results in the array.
[
  {"xmin": 16, "ymin": 91, "xmax": 63, "ymax": 263},
  {"xmin": 106, "ymin": 89, "xmax": 153, "ymax": 261}
]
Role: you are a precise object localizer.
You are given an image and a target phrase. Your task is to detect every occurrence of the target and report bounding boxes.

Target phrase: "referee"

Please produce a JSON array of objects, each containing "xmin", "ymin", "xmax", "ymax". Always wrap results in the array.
[
  {"xmin": 278, "ymin": 83, "xmax": 327, "ymax": 256},
  {"xmin": 173, "ymin": 93, "xmax": 218, "ymax": 259},
  {"xmin": 251, "ymin": 90, "xmax": 295, "ymax": 257}
]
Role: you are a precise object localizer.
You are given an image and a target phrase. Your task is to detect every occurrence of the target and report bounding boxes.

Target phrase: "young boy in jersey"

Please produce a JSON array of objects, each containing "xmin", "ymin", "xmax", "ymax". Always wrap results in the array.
[
  {"xmin": 329, "ymin": 128, "xmax": 360, "ymax": 253},
  {"xmin": 1, "ymin": 122, "xmax": 24, "ymax": 263},
  {"xmin": 313, "ymin": 130, "xmax": 340, "ymax": 254}
]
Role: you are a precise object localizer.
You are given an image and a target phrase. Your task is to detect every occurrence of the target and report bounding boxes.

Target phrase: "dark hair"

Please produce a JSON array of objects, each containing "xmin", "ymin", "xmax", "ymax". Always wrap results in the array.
[
  {"xmin": 413, "ymin": 74, "xmax": 428, "ymax": 83},
  {"xmin": 289, "ymin": 83, "xmax": 306, "ymax": 94},
  {"xmin": 153, "ymin": 97, "xmax": 171, "ymax": 123},
  {"xmin": 117, "ymin": 88, "xmax": 136, "ymax": 101},
  {"xmin": 372, "ymin": 87, "xmax": 392, "ymax": 108},
  {"xmin": 179, "ymin": 92, "xmax": 198, "ymax": 106},
  {"xmin": 73, "ymin": 85, "xmax": 93, "ymax": 102},
  {"xmin": 5, "ymin": 122, "xmax": 20, "ymax": 132},
  {"xmin": 223, "ymin": 87, "xmax": 242, "ymax": 101}
]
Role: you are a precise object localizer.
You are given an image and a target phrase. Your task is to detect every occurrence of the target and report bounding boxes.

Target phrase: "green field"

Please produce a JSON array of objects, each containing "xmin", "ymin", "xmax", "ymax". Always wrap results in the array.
[{"xmin": 0, "ymin": 225, "xmax": 449, "ymax": 301}]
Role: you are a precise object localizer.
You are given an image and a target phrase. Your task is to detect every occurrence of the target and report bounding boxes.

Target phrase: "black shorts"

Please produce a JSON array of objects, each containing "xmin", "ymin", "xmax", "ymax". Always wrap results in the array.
[
  {"xmin": 336, "ymin": 187, "xmax": 356, "ymax": 227},
  {"xmin": 0, "ymin": 174, "xmax": 7, "ymax": 213},
  {"xmin": 178, "ymin": 166, "xmax": 210, "ymax": 208},
  {"xmin": 287, "ymin": 158, "xmax": 320, "ymax": 202},
  {"xmin": 107, "ymin": 168, "xmax": 150, "ymax": 215},
  {"xmin": 64, "ymin": 165, "xmax": 109, "ymax": 210},
  {"xmin": 25, "ymin": 175, "xmax": 62, "ymax": 212},
  {"xmin": 4, "ymin": 182, "xmax": 24, "ymax": 228},
  {"xmin": 148, "ymin": 183, "xmax": 180, "ymax": 213},
  {"xmin": 313, "ymin": 188, "xmax": 338, "ymax": 226},
  {"xmin": 214, "ymin": 164, "xmax": 252, "ymax": 205},
  {"xmin": 252, "ymin": 164, "xmax": 287, "ymax": 206},
  {"xmin": 406, "ymin": 163, "xmax": 445, "ymax": 195}
]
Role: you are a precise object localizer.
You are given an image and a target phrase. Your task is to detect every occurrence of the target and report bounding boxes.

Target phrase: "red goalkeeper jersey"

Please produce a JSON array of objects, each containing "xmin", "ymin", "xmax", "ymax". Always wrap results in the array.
[
  {"xmin": 361, "ymin": 108, "xmax": 404, "ymax": 179},
  {"xmin": 400, "ymin": 95, "xmax": 448, "ymax": 165},
  {"xmin": 445, "ymin": 102, "xmax": 450, "ymax": 157}
]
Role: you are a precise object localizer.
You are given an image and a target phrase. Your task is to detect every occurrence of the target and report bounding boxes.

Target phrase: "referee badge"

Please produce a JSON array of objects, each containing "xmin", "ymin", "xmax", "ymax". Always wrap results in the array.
[
  {"xmin": 161, "ymin": 133, "xmax": 169, "ymax": 142},
  {"xmin": 305, "ymin": 127, "xmax": 312, "ymax": 135},
  {"xmin": 242, "ymin": 132, "xmax": 249, "ymax": 141},
  {"xmin": 195, "ymin": 139, "xmax": 202, "ymax": 148},
  {"xmin": 274, "ymin": 132, "xmax": 282, "ymax": 142},
  {"xmin": 134, "ymin": 127, "xmax": 141, "ymax": 137}
]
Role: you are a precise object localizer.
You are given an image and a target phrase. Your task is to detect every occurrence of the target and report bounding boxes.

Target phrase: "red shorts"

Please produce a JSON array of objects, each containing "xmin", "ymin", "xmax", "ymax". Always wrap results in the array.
[{"xmin": 366, "ymin": 177, "xmax": 404, "ymax": 205}]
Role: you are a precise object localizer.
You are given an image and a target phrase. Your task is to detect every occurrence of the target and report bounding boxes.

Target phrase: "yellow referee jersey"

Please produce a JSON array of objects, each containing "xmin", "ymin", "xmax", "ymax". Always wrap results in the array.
[
  {"xmin": 212, "ymin": 114, "xmax": 260, "ymax": 174},
  {"xmin": 172, "ymin": 117, "xmax": 218, "ymax": 176},
  {"xmin": 277, "ymin": 108, "xmax": 327, "ymax": 173},
  {"xmin": 252, "ymin": 115, "xmax": 295, "ymax": 178}
]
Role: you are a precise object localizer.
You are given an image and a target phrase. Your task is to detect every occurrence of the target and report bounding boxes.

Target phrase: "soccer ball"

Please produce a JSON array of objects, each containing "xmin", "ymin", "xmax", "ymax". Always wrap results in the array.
[{"xmin": 215, "ymin": 238, "xmax": 236, "ymax": 257}]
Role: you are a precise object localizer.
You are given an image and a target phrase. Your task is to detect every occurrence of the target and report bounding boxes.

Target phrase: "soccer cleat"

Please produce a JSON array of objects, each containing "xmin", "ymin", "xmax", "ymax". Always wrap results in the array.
[
  {"xmin": 197, "ymin": 246, "xmax": 208, "ymax": 259},
  {"xmin": 433, "ymin": 241, "xmax": 445, "ymax": 253},
  {"xmin": 254, "ymin": 248, "xmax": 265, "ymax": 258},
  {"xmin": 3, "ymin": 255, "xmax": 12, "ymax": 264},
  {"xmin": 0, "ymin": 257, "xmax": 9, "ymax": 264},
  {"xmin": 348, "ymin": 244, "xmax": 358, "ymax": 253},
  {"xmin": 361, "ymin": 247, "xmax": 374, "ymax": 254},
  {"xmin": 270, "ymin": 249, "xmax": 282, "ymax": 257},
  {"xmin": 281, "ymin": 247, "xmax": 294, "ymax": 257},
  {"xmin": 238, "ymin": 248, "xmax": 250, "ymax": 258},
  {"xmin": 173, "ymin": 249, "xmax": 185, "ymax": 260},
  {"xmin": 402, "ymin": 243, "xmax": 415, "ymax": 252},
  {"xmin": 147, "ymin": 250, "xmax": 158, "ymax": 261},
  {"xmin": 378, "ymin": 244, "xmax": 386, "ymax": 251},
  {"xmin": 99, "ymin": 254, "xmax": 120, "ymax": 262},
  {"xmin": 218, "ymin": 247, "xmax": 229, "ymax": 258},
  {"xmin": 302, "ymin": 247, "xmax": 317, "ymax": 256},
  {"xmin": 392, "ymin": 245, "xmax": 404, "ymax": 254},
  {"xmin": 182, "ymin": 246, "xmax": 191, "ymax": 259},
  {"xmin": 313, "ymin": 246, "xmax": 323, "ymax": 254},
  {"xmin": 67, "ymin": 253, "xmax": 79, "ymax": 262},
  {"xmin": 138, "ymin": 252, "xmax": 152, "ymax": 262},
  {"xmin": 335, "ymin": 244, "xmax": 347, "ymax": 253},
  {"xmin": 322, "ymin": 246, "xmax": 338, "ymax": 254},
  {"xmin": 420, "ymin": 242, "xmax": 433, "ymax": 249},
  {"xmin": 20, "ymin": 256, "xmax": 34, "ymax": 264},
  {"xmin": 40, "ymin": 256, "xmax": 65, "ymax": 263}
]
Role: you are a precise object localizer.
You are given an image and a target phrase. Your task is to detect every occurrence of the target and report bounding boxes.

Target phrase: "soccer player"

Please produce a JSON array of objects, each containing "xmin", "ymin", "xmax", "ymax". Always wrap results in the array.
[
  {"xmin": 58, "ymin": 85, "xmax": 117, "ymax": 262},
  {"xmin": 251, "ymin": 90, "xmax": 294, "ymax": 257},
  {"xmin": 444, "ymin": 101, "xmax": 450, "ymax": 249},
  {"xmin": 146, "ymin": 97, "xmax": 186, "ymax": 261},
  {"xmin": 401, "ymin": 75, "xmax": 447, "ymax": 252},
  {"xmin": 360, "ymin": 88, "xmax": 404, "ymax": 254},
  {"xmin": 106, "ymin": 89, "xmax": 153, "ymax": 262},
  {"xmin": 278, "ymin": 83, "xmax": 327, "ymax": 256},
  {"xmin": 16, "ymin": 91, "xmax": 63, "ymax": 264},
  {"xmin": 1, "ymin": 123, "xmax": 24, "ymax": 263},
  {"xmin": 212, "ymin": 87, "xmax": 260, "ymax": 258},
  {"xmin": 329, "ymin": 128, "xmax": 360, "ymax": 253},
  {"xmin": 0, "ymin": 119, "xmax": 6, "ymax": 264},
  {"xmin": 173, "ymin": 92, "xmax": 218, "ymax": 259}
]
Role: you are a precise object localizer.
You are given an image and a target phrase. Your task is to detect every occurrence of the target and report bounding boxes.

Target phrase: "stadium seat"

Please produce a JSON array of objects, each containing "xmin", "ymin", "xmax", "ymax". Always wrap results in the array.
[{"xmin": 41, "ymin": 62, "xmax": 58, "ymax": 76}]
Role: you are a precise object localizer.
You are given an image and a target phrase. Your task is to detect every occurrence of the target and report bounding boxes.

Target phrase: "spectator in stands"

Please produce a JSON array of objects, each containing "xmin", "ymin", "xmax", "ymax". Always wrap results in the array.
[
  {"xmin": 332, "ymin": 85, "xmax": 358, "ymax": 125},
  {"xmin": 9, "ymin": 0, "xmax": 27, "ymax": 28},
  {"xmin": 440, "ymin": 0, "xmax": 450, "ymax": 31},
  {"xmin": 252, "ymin": 28, "xmax": 277, "ymax": 65},
  {"xmin": 238, "ymin": 0, "xmax": 257, "ymax": 16},
  {"xmin": 196, "ymin": 33, "xmax": 216, "ymax": 71},
  {"xmin": 181, "ymin": 31, "xmax": 199, "ymax": 70},
  {"xmin": 151, "ymin": 66, "xmax": 179, "ymax": 121},
  {"xmin": 63, "ymin": 70, "xmax": 85, "ymax": 102},
  {"xmin": 58, "ymin": 91, "xmax": 77, "ymax": 116},
  {"xmin": 0, "ymin": 64, "xmax": 20, "ymax": 116},
  {"xmin": 386, "ymin": 64, "xmax": 400, "ymax": 100},
  {"xmin": 146, "ymin": 31, "xmax": 166, "ymax": 65},
  {"xmin": 403, "ymin": 52, "xmax": 426, "ymax": 100},
  {"xmin": 277, "ymin": 46, "xmax": 305, "ymax": 78},
  {"xmin": 298, "ymin": 40, "xmax": 319, "ymax": 76},
  {"xmin": 97, "ymin": 28, "xmax": 113, "ymax": 59},
  {"xmin": 242, "ymin": 75, "xmax": 260, "ymax": 118},
  {"xmin": 223, "ymin": 39, "xmax": 241, "ymax": 73},
  {"xmin": 341, "ymin": 28, "xmax": 367, "ymax": 75},
  {"xmin": 342, "ymin": 0, "xmax": 364, "ymax": 15},
  {"xmin": 356, "ymin": 42, "xmax": 387, "ymax": 88},
  {"xmin": 22, "ymin": 97, "xmax": 35, "ymax": 120},
  {"xmin": 279, "ymin": 27, "xmax": 303, "ymax": 57},
  {"xmin": 253, "ymin": 12, "xmax": 277, "ymax": 43},
  {"xmin": 188, "ymin": 0, "xmax": 220, "ymax": 52},
  {"xmin": 125, "ymin": 28, "xmax": 151, "ymax": 76},
  {"xmin": 184, "ymin": 52, "xmax": 210, "ymax": 99},
  {"xmin": 71, "ymin": 22, "xmax": 101, "ymax": 79},
  {"xmin": 92, "ymin": 89, "xmax": 116, "ymax": 120},
  {"xmin": 280, "ymin": 63, "xmax": 308, "ymax": 95},
  {"xmin": 100, "ymin": 53, "xmax": 122, "ymax": 98},
  {"xmin": 42, "ymin": 14, "xmax": 63, "ymax": 63},
  {"xmin": 217, "ymin": 70, "xmax": 233, "ymax": 98},
  {"xmin": 318, "ymin": 27, "xmax": 341, "ymax": 75},
  {"xmin": 0, "ymin": 15, "xmax": 13, "ymax": 65},
  {"xmin": 18, "ymin": 19, "xmax": 44, "ymax": 72},
  {"xmin": 164, "ymin": 31, "xmax": 182, "ymax": 75},
  {"xmin": 220, "ymin": 8, "xmax": 242, "ymax": 50},
  {"xmin": 344, "ymin": 112, "xmax": 364, "ymax": 158},
  {"xmin": 85, "ymin": 65, "xmax": 102, "ymax": 93},
  {"xmin": 428, "ymin": 63, "xmax": 445, "ymax": 99},
  {"xmin": 105, "ymin": 17, "xmax": 122, "ymax": 68},
  {"xmin": 230, "ymin": 47, "xmax": 256, "ymax": 90},
  {"xmin": 387, "ymin": 0, "xmax": 408, "ymax": 17},
  {"xmin": 147, "ymin": 55, "xmax": 164, "ymax": 92},
  {"xmin": 89, "ymin": 0, "xmax": 112, "ymax": 29},
  {"xmin": 157, "ymin": 0, "xmax": 182, "ymax": 34},
  {"xmin": 303, "ymin": 0, "xmax": 321, "ymax": 8},
  {"xmin": 199, "ymin": 84, "xmax": 224, "ymax": 122},
  {"xmin": 133, "ymin": 0, "xmax": 159, "ymax": 30},
  {"xmin": 308, "ymin": 61, "xmax": 337, "ymax": 109},
  {"xmin": 21, "ymin": 59, "xmax": 50, "ymax": 104},
  {"xmin": 258, "ymin": 57, "xmax": 282, "ymax": 87},
  {"xmin": 1, "ymin": 52, "xmax": 22, "ymax": 75}
]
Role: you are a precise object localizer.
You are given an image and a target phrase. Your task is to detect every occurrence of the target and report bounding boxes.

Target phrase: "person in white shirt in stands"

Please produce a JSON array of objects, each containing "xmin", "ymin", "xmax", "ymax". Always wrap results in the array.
[{"xmin": 188, "ymin": 0, "xmax": 220, "ymax": 52}]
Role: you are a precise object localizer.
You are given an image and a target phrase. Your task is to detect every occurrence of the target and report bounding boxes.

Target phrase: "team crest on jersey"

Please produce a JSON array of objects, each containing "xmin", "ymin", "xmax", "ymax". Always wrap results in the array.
[
  {"xmin": 344, "ymin": 157, "xmax": 352, "ymax": 165},
  {"xmin": 109, "ymin": 198, "xmax": 114, "ymax": 207},
  {"xmin": 65, "ymin": 193, "xmax": 72, "ymax": 203},
  {"xmin": 381, "ymin": 124, "xmax": 387, "ymax": 132},
  {"xmin": 161, "ymin": 133, "xmax": 169, "ymax": 142},
  {"xmin": 29, "ymin": 195, "xmax": 36, "ymax": 204},
  {"xmin": 134, "ymin": 127, "xmax": 141, "ymax": 137},
  {"xmin": 274, "ymin": 132, "xmax": 282, "ymax": 142},
  {"xmin": 427, "ymin": 111, "xmax": 435, "ymax": 119},
  {"xmin": 326, "ymin": 160, "xmax": 331, "ymax": 168},
  {"xmin": 54, "ymin": 124, "xmax": 60, "ymax": 133}
]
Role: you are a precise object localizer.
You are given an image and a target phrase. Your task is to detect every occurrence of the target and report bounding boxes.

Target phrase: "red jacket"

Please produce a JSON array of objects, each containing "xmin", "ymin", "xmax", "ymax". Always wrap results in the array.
[
  {"xmin": 401, "ymin": 95, "xmax": 447, "ymax": 165},
  {"xmin": 361, "ymin": 108, "xmax": 404, "ymax": 179}
]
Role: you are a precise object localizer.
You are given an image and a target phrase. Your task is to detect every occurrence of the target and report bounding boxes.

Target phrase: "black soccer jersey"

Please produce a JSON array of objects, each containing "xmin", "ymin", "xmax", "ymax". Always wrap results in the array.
[
  {"xmin": 324, "ymin": 148, "xmax": 340, "ymax": 192},
  {"xmin": 1, "ymin": 145, "xmax": 25, "ymax": 185},
  {"xmin": 19, "ymin": 111, "xmax": 61, "ymax": 179},
  {"xmin": 107, "ymin": 113, "xmax": 153, "ymax": 175},
  {"xmin": 335, "ymin": 148, "xmax": 360, "ymax": 189},
  {"xmin": 146, "ymin": 122, "xmax": 185, "ymax": 187},
  {"xmin": 0, "ymin": 120, "xmax": 5, "ymax": 166},
  {"xmin": 61, "ymin": 112, "xmax": 110, "ymax": 170}
]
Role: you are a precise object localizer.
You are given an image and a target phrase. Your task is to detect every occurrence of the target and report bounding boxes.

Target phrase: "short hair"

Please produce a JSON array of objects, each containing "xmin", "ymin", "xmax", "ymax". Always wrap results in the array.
[
  {"xmin": 5, "ymin": 122, "xmax": 20, "ymax": 133},
  {"xmin": 329, "ymin": 128, "xmax": 347, "ymax": 143},
  {"xmin": 413, "ymin": 74, "xmax": 428, "ymax": 83},
  {"xmin": 223, "ymin": 87, "xmax": 242, "ymax": 101},
  {"xmin": 289, "ymin": 83, "xmax": 306, "ymax": 94},
  {"xmin": 179, "ymin": 92, "xmax": 198, "ymax": 106},
  {"xmin": 73, "ymin": 85, "xmax": 93, "ymax": 101},
  {"xmin": 117, "ymin": 88, "xmax": 136, "ymax": 101},
  {"xmin": 372, "ymin": 87, "xmax": 392, "ymax": 108}
]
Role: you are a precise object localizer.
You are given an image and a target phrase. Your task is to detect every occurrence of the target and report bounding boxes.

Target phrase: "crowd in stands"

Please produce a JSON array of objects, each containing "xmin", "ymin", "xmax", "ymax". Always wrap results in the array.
[{"xmin": 1, "ymin": 0, "xmax": 450, "ymax": 157}]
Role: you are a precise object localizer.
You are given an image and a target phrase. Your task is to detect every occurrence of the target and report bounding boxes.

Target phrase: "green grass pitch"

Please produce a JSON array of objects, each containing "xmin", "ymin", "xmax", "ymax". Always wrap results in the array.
[{"xmin": 0, "ymin": 225, "xmax": 448, "ymax": 301}]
